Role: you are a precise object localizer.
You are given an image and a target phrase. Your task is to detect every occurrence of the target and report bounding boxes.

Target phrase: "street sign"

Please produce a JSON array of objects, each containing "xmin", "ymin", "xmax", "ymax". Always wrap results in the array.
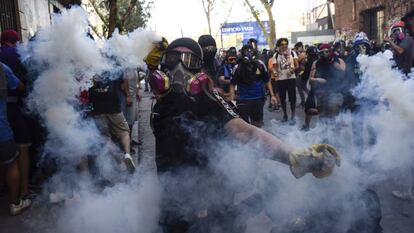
[{"xmin": 221, "ymin": 21, "xmax": 270, "ymax": 46}]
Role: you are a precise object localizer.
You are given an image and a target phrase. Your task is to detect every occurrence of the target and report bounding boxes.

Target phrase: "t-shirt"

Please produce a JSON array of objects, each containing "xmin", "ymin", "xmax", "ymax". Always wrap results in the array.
[
  {"xmin": 273, "ymin": 49, "xmax": 298, "ymax": 81},
  {"xmin": 231, "ymin": 60, "xmax": 269, "ymax": 100},
  {"xmin": 0, "ymin": 46, "xmax": 27, "ymax": 98},
  {"xmin": 216, "ymin": 63, "xmax": 235, "ymax": 92},
  {"xmin": 88, "ymin": 79, "xmax": 122, "ymax": 115},
  {"xmin": 0, "ymin": 63, "xmax": 20, "ymax": 142},
  {"xmin": 394, "ymin": 35, "xmax": 414, "ymax": 74},
  {"xmin": 152, "ymin": 90, "xmax": 239, "ymax": 172}
]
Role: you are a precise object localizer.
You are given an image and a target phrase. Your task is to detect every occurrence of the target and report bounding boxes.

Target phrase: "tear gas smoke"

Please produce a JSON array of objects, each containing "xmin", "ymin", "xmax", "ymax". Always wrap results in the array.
[
  {"xmin": 22, "ymin": 7, "xmax": 160, "ymax": 233},
  {"xmin": 22, "ymin": 6, "xmax": 412, "ymax": 233}
]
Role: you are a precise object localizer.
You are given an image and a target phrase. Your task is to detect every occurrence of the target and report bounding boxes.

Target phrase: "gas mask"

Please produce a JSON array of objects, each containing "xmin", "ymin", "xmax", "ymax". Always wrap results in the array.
[
  {"xmin": 169, "ymin": 62, "xmax": 195, "ymax": 93},
  {"xmin": 356, "ymin": 44, "xmax": 367, "ymax": 55},
  {"xmin": 390, "ymin": 27, "xmax": 406, "ymax": 42}
]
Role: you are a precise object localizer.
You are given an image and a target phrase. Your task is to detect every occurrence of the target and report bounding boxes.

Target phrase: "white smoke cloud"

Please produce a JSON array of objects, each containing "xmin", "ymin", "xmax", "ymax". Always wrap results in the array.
[
  {"xmin": 22, "ymin": 7, "xmax": 161, "ymax": 233},
  {"xmin": 21, "ymin": 5, "xmax": 413, "ymax": 233}
]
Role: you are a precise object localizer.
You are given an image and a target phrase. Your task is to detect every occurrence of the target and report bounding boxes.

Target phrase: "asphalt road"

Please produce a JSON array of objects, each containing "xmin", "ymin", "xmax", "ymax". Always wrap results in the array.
[{"xmin": 0, "ymin": 91, "xmax": 413, "ymax": 233}]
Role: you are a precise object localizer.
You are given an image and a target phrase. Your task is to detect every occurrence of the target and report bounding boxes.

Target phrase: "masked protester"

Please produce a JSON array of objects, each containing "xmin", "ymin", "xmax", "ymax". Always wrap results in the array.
[
  {"xmin": 148, "ymin": 37, "xmax": 340, "ymax": 233},
  {"xmin": 229, "ymin": 44, "xmax": 275, "ymax": 128},
  {"xmin": 217, "ymin": 47, "xmax": 237, "ymax": 97},
  {"xmin": 302, "ymin": 43, "xmax": 346, "ymax": 130},
  {"xmin": 384, "ymin": 21, "xmax": 414, "ymax": 74},
  {"xmin": 273, "ymin": 38, "xmax": 299, "ymax": 124},
  {"xmin": 333, "ymin": 39, "xmax": 348, "ymax": 60},
  {"xmin": 198, "ymin": 35, "xmax": 220, "ymax": 85}
]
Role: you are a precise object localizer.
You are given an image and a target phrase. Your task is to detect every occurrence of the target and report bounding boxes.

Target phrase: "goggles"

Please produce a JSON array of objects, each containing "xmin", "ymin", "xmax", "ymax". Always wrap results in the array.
[
  {"xmin": 202, "ymin": 45, "xmax": 217, "ymax": 53},
  {"xmin": 164, "ymin": 51, "xmax": 203, "ymax": 70},
  {"xmin": 319, "ymin": 49, "xmax": 330, "ymax": 56}
]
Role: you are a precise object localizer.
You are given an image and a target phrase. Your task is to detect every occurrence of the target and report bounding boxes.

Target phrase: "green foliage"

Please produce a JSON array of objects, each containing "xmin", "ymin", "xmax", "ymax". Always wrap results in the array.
[{"xmin": 89, "ymin": 0, "xmax": 153, "ymax": 37}]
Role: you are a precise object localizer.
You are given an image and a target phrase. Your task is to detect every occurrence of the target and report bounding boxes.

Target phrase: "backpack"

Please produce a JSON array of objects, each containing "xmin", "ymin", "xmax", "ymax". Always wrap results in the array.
[{"xmin": 273, "ymin": 50, "xmax": 297, "ymax": 61}]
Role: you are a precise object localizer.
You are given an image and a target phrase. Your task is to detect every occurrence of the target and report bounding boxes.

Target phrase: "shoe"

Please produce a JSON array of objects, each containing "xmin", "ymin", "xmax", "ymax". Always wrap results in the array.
[
  {"xmin": 124, "ymin": 153, "xmax": 136, "ymax": 174},
  {"xmin": 392, "ymin": 190, "xmax": 414, "ymax": 201},
  {"xmin": 275, "ymin": 105, "xmax": 280, "ymax": 111},
  {"xmin": 281, "ymin": 115, "xmax": 288, "ymax": 122},
  {"xmin": 10, "ymin": 199, "xmax": 31, "ymax": 216},
  {"xmin": 301, "ymin": 125, "xmax": 310, "ymax": 131},
  {"xmin": 289, "ymin": 118, "xmax": 296, "ymax": 125}
]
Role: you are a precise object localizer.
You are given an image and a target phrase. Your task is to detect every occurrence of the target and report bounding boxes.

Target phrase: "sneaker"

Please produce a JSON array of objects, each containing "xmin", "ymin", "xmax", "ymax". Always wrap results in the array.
[
  {"xmin": 281, "ymin": 115, "xmax": 288, "ymax": 122},
  {"xmin": 301, "ymin": 125, "xmax": 310, "ymax": 131},
  {"xmin": 124, "ymin": 153, "xmax": 136, "ymax": 174},
  {"xmin": 10, "ymin": 199, "xmax": 31, "ymax": 216},
  {"xmin": 275, "ymin": 105, "xmax": 280, "ymax": 111},
  {"xmin": 392, "ymin": 190, "xmax": 414, "ymax": 201}
]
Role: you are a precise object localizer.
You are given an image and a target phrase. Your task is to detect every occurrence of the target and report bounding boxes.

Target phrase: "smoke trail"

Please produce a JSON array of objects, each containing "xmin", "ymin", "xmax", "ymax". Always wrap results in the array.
[{"xmin": 22, "ymin": 7, "xmax": 161, "ymax": 233}]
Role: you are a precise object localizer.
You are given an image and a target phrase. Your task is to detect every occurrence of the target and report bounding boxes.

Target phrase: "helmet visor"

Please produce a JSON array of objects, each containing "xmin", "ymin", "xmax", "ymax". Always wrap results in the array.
[{"xmin": 165, "ymin": 51, "xmax": 203, "ymax": 70}]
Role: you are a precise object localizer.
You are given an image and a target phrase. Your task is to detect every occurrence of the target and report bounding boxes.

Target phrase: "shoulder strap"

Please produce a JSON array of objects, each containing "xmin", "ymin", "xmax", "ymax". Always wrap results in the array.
[
  {"xmin": 211, "ymin": 89, "xmax": 239, "ymax": 118},
  {"xmin": 0, "ymin": 64, "xmax": 7, "ymax": 98}
]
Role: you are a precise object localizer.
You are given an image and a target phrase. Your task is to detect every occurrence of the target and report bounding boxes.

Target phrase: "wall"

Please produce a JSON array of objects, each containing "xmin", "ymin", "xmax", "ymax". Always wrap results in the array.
[{"xmin": 334, "ymin": 0, "xmax": 414, "ymax": 40}]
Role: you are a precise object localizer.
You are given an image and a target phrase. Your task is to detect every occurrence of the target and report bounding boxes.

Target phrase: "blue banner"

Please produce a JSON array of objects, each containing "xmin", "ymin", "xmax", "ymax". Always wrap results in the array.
[{"xmin": 221, "ymin": 21, "xmax": 270, "ymax": 46}]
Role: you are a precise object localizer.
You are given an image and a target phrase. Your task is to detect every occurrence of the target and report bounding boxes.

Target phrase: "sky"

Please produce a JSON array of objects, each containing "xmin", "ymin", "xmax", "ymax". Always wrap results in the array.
[{"xmin": 148, "ymin": 0, "xmax": 328, "ymax": 44}]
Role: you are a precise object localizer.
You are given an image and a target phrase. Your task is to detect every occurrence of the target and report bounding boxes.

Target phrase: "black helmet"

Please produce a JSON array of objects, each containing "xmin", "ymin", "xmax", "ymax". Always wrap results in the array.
[
  {"xmin": 163, "ymin": 37, "xmax": 203, "ymax": 70},
  {"xmin": 166, "ymin": 37, "xmax": 203, "ymax": 59}
]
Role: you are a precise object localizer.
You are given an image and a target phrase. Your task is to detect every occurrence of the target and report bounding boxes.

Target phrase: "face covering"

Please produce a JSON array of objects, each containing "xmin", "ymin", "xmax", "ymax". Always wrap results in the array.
[{"xmin": 169, "ymin": 62, "xmax": 195, "ymax": 93}]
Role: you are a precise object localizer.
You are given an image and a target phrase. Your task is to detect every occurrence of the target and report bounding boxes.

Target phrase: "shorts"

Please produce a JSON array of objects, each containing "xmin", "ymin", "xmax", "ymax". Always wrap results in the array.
[
  {"xmin": 7, "ymin": 104, "xmax": 32, "ymax": 146},
  {"xmin": 94, "ymin": 112, "xmax": 130, "ymax": 139},
  {"xmin": 0, "ymin": 139, "xmax": 18, "ymax": 165},
  {"xmin": 236, "ymin": 98, "xmax": 265, "ymax": 124}
]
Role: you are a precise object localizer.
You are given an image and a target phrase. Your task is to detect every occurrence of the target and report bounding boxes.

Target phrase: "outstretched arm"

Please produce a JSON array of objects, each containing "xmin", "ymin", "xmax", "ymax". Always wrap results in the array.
[
  {"xmin": 224, "ymin": 118, "xmax": 341, "ymax": 178},
  {"xmin": 224, "ymin": 118, "xmax": 293, "ymax": 165}
]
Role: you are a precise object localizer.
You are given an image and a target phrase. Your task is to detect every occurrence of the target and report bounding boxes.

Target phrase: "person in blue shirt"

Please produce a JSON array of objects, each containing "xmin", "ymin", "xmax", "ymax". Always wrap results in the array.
[
  {"xmin": 229, "ymin": 44, "xmax": 276, "ymax": 127},
  {"xmin": 0, "ymin": 62, "xmax": 31, "ymax": 215}
]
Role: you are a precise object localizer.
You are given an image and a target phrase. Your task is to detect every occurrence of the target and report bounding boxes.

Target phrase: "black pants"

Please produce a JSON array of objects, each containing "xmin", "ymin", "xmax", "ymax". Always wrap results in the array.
[
  {"xmin": 277, "ymin": 79, "xmax": 296, "ymax": 115},
  {"xmin": 236, "ymin": 98, "xmax": 265, "ymax": 125}
]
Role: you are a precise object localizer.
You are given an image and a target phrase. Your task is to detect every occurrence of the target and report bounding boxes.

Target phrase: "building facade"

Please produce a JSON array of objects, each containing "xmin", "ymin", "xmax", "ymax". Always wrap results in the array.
[
  {"xmin": 0, "ymin": 0, "xmax": 103, "ymax": 41},
  {"xmin": 334, "ymin": 0, "xmax": 414, "ymax": 42}
]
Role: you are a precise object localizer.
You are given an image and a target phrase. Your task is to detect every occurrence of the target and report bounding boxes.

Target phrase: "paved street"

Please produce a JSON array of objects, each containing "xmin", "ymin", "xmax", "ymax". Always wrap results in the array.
[{"xmin": 0, "ymin": 91, "xmax": 413, "ymax": 233}]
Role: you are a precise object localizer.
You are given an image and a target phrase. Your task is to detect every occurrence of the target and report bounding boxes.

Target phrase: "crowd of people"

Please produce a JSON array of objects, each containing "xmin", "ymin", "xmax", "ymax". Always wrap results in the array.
[{"xmin": 0, "ymin": 7, "xmax": 413, "ymax": 233}]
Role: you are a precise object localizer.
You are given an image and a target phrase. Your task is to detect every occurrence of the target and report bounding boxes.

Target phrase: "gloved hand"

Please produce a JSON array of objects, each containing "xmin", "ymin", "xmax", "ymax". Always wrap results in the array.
[
  {"xmin": 289, "ymin": 144, "xmax": 341, "ymax": 179},
  {"xmin": 144, "ymin": 37, "xmax": 169, "ymax": 70}
]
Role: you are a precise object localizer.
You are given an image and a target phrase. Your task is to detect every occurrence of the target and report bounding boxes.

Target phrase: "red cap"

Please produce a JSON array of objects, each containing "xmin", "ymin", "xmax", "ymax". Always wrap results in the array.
[
  {"xmin": 391, "ymin": 21, "xmax": 405, "ymax": 29},
  {"xmin": 1, "ymin": 29, "xmax": 20, "ymax": 44},
  {"xmin": 318, "ymin": 43, "xmax": 331, "ymax": 51}
]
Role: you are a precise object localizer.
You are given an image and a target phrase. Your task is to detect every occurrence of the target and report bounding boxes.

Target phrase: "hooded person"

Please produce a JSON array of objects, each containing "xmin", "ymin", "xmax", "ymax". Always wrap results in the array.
[
  {"xmin": 229, "ymin": 43, "xmax": 276, "ymax": 128},
  {"xmin": 149, "ymin": 37, "xmax": 341, "ymax": 232},
  {"xmin": 302, "ymin": 43, "xmax": 346, "ymax": 130},
  {"xmin": 198, "ymin": 35, "xmax": 220, "ymax": 85}
]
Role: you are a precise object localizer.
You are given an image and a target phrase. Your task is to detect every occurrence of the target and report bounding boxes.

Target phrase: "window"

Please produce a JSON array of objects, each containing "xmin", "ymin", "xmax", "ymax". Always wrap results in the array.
[
  {"xmin": 0, "ymin": 0, "xmax": 18, "ymax": 31},
  {"xmin": 361, "ymin": 7, "xmax": 385, "ymax": 43}
]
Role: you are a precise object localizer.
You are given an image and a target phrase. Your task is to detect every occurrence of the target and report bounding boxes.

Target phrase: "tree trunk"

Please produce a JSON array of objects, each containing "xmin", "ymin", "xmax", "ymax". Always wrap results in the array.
[
  {"xmin": 263, "ymin": 1, "xmax": 276, "ymax": 49},
  {"xmin": 108, "ymin": 0, "xmax": 118, "ymax": 38},
  {"xmin": 207, "ymin": 13, "xmax": 212, "ymax": 35},
  {"xmin": 244, "ymin": 0, "xmax": 276, "ymax": 49}
]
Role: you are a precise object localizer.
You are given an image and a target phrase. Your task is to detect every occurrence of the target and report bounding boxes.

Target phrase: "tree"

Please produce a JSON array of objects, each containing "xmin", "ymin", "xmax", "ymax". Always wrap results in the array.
[
  {"xmin": 243, "ymin": 0, "xmax": 276, "ymax": 49},
  {"xmin": 88, "ymin": 0, "xmax": 153, "ymax": 38},
  {"xmin": 200, "ymin": 0, "xmax": 215, "ymax": 35}
]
